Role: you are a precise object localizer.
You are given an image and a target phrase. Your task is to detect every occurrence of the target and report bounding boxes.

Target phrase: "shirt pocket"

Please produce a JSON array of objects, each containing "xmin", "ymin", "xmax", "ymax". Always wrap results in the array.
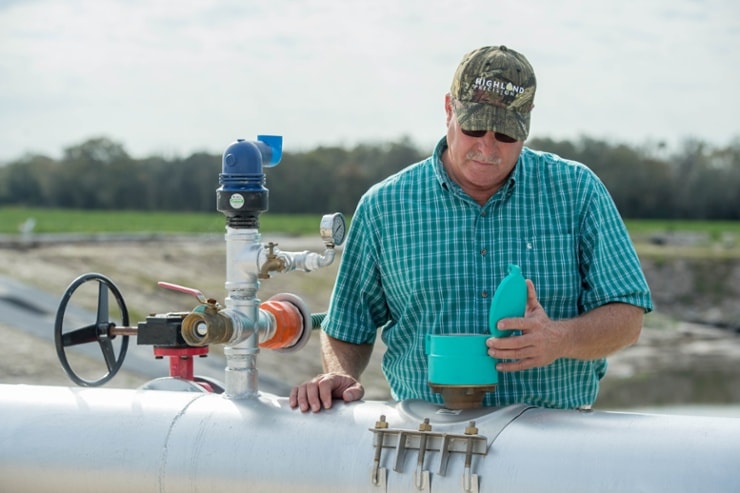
[{"xmin": 523, "ymin": 234, "xmax": 580, "ymax": 318}]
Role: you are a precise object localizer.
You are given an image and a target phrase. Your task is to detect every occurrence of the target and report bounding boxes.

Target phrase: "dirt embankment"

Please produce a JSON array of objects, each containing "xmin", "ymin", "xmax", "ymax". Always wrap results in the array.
[{"xmin": 641, "ymin": 256, "xmax": 740, "ymax": 329}]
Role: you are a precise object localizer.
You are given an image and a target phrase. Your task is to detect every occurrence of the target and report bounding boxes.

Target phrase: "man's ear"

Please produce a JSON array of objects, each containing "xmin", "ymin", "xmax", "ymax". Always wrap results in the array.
[{"xmin": 444, "ymin": 93, "xmax": 453, "ymax": 125}]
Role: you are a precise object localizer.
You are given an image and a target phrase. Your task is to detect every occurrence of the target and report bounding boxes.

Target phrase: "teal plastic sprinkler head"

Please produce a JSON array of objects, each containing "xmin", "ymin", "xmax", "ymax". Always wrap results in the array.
[
  {"xmin": 488, "ymin": 264, "xmax": 527, "ymax": 337},
  {"xmin": 426, "ymin": 264, "xmax": 528, "ymax": 409}
]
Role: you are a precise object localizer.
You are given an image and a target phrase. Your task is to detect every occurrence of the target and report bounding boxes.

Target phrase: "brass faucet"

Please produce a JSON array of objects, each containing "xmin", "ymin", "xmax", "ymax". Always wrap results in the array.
[{"xmin": 259, "ymin": 242, "xmax": 286, "ymax": 279}]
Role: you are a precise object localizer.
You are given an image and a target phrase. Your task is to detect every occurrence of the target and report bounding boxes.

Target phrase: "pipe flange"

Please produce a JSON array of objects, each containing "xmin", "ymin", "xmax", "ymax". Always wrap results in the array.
[{"xmin": 268, "ymin": 292, "xmax": 312, "ymax": 353}]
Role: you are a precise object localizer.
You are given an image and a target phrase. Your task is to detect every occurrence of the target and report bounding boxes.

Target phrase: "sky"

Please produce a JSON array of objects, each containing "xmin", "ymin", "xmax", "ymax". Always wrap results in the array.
[{"xmin": 1, "ymin": 0, "xmax": 739, "ymax": 163}]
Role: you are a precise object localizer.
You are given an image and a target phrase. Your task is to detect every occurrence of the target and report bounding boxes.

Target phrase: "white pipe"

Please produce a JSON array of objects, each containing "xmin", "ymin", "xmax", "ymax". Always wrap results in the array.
[
  {"xmin": 1, "ymin": 383, "xmax": 738, "ymax": 493},
  {"xmin": 277, "ymin": 247, "xmax": 337, "ymax": 272}
]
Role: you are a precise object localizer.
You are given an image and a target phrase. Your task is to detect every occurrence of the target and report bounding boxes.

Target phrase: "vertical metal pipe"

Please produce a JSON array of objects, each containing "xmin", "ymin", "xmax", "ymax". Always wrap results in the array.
[{"xmin": 223, "ymin": 226, "xmax": 262, "ymax": 398}]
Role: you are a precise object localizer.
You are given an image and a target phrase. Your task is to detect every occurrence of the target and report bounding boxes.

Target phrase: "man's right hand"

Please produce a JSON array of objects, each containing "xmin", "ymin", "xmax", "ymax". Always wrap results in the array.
[{"xmin": 289, "ymin": 372, "xmax": 365, "ymax": 413}]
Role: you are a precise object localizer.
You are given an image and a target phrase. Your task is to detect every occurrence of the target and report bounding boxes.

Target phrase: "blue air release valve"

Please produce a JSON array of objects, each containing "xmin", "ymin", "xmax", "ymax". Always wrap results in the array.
[{"xmin": 217, "ymin": 135, "xmax": 283, "ymax": 228}]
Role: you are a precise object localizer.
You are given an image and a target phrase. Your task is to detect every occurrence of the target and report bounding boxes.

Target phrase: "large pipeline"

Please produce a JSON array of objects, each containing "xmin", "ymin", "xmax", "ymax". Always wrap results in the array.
[{"xmin": 1, "ymin": 383, "xmax": 738, "ymax": 493}]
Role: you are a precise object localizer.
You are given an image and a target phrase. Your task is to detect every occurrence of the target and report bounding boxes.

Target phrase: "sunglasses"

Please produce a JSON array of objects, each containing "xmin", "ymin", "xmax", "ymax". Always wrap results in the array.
[{"xmin": 461, "ymin": 128, "xmax": 518, "ymax": 143}]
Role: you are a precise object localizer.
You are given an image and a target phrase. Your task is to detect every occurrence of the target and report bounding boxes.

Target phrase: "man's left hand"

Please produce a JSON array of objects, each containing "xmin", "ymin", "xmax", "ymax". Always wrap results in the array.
[{"xmin": 486, "ymin": 280, "xmax": 564, "ymax": 372}]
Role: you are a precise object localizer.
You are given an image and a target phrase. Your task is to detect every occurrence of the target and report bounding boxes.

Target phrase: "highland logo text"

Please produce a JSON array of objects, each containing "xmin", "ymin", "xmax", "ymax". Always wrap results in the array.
[{"xmin": 473, "ymin": 77, "xmax": 525, "ymax": 96}]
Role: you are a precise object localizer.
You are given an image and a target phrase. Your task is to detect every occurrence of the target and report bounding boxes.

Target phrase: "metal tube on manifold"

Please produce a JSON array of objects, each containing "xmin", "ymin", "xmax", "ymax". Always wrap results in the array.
[{"xmin": 223, "ymin": 227, "xmax": 262, "ymax": 398}]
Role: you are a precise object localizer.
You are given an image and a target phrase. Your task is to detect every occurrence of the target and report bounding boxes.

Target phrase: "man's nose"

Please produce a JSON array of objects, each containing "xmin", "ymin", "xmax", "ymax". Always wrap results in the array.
[{"xmin": 477, "ymin": 131, "xmax": 499, "ymax": 152}]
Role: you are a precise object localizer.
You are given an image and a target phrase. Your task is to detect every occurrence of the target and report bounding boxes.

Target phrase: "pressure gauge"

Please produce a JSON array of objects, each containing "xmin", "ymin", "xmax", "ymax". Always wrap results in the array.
[{"xmin": 320, "ymin": 213, "xmax": 346, "ymax": 247}]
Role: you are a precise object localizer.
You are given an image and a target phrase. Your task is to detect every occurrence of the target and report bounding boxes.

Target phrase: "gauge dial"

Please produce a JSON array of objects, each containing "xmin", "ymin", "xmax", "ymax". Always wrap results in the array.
[{"xmin": 320, "ymin": 213, "xmax": 346, "ymax": 246}]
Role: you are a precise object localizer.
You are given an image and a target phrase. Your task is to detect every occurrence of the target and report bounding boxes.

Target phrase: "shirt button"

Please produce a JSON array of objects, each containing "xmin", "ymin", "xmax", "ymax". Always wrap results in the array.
[
  {"xmin": 481, "ymin": 211, "xmax": 488, "ymax": 217},
  {"xmin": 480, "ymin": 248, "xmax": 487, "ymax": 256},
  {"xmin": 481, "ymin": 291, "xmax": 489, "ymax": 298}
]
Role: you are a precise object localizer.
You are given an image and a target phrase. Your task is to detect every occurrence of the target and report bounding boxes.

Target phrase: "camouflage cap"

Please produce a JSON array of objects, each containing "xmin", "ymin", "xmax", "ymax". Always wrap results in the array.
[{"xmin": 450, "ymin": 45, "xmax": 536, "ymax": 141}]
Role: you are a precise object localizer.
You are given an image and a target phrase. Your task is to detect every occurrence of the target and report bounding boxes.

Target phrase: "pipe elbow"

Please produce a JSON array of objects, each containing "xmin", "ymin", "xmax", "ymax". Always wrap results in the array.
[{"xmin": 297, "ymin": 248, "xmax": 336, "ymax": 272}]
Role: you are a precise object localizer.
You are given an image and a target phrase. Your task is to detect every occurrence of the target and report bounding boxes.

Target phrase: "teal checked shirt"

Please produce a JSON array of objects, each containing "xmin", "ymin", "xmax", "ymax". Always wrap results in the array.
[{"xmin": 322, "ymin": 137, "xmax": 653, "ymax": 409}]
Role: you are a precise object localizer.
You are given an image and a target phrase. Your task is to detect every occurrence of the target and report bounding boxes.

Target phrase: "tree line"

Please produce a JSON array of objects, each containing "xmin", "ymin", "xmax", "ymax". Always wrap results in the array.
[{"xmin": 1, "ymin": 135, "xmax": 739, "ymax": 219}]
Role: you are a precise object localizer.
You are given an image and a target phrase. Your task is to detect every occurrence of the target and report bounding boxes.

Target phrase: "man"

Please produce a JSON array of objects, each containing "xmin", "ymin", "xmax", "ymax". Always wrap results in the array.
[{"xmin": 290, "ymin": 45, "xmax": 653, "ymax": 412}]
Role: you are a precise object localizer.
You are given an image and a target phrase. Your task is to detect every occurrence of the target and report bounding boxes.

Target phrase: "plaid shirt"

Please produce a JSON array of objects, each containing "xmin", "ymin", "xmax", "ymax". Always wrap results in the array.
[{"xmin": 323, "ymin": 137, "xmax": 653, "ymax": 408}]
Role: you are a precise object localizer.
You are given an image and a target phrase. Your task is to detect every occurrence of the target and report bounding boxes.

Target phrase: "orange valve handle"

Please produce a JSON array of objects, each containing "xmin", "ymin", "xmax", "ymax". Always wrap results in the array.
[{"xmin": 259, "ymin": 300, "xmax": 304, "ymax": 350}]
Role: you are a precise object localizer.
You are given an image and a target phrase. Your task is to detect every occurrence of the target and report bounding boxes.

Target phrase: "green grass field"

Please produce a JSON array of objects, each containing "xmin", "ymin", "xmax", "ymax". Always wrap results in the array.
[
  {"xmin": 624, "ymin": 219, "xmax": 740, "ymax": 241},
  {"xmin": 0, "ymin": 207, "xmax": 328, "ymax": 236},
  {"xmin": 2, "ymin": 208, "xmax": 739, "ymax": 257}
]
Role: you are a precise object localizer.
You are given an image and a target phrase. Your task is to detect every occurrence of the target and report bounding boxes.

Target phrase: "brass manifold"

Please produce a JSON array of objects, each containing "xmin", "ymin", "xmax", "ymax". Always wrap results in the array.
[{"xmin": 181, "ymin": 300, "xmax": 231, "ymax": 346}]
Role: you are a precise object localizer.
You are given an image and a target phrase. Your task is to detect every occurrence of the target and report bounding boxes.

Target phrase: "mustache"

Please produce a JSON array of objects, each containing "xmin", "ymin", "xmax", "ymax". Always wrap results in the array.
[{"xmin": 465, "ymin": 152, "xmax": 502, "ymax": 165}]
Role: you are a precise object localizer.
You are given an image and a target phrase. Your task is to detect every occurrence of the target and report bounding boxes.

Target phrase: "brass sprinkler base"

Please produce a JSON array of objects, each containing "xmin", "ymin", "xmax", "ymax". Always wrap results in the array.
[{"xmin": 428, "ymin": 383, "xmax": 496, "ymax": 410}]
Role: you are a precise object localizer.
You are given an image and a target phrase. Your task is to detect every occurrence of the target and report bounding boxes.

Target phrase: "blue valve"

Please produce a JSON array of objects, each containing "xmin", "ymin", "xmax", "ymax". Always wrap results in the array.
[
  {"xmin": 256, "ymin": 134, "xmax": 282, "ymax": 167},
  {"xmin": 217, "ymin": 135, "xmax": 283, "ymax": 228}
]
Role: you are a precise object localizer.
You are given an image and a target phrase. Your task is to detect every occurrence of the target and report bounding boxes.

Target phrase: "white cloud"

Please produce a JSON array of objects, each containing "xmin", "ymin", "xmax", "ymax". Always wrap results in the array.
[{"xmin": 1, "ymin": 0, "xmax": 738, "ymax": 162}]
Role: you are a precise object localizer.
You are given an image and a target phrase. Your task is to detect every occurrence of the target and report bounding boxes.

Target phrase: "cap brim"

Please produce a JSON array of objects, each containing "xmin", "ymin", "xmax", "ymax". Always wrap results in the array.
[{"xmin": 453, "ymin": 100, "xmax": 530, "ymax": 142}]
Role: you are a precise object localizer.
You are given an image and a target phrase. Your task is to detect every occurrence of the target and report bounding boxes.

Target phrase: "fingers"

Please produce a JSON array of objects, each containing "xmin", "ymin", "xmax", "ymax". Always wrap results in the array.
[
  {"xmin": 488, "ymin": 347, "xmax": 539, "ymax": 372},
  {"xmin": 495, "ymin": 358, "xmax": 537, "ymax": 372},
  {"xmin": 289, "ymin": 373, "xmax": 364, "ymax": 413},
  {"xmin": 525, "ymin": 279, "xmax": 538, "ymax": 307},
  {"xmin": 486, "ymin": 330, "xmax": 531, "ymax": 356},
  {"xmin": 318, "ymin": 377, "xmax": 335, "ymax": 411},
  {"xmin": 289, "ymin": 383, "xmax": 313, "ymax": 412},
  {"xmin": 288, "ymin": 376, "xmax": 325, "ymax": 413},
  {"xmin": 343, "ymin": 382, "xmax": 365, "ymax": 403},
  {"xmin": 487, "ymin": 332, "xmax": 555, "ymax": 372},
  {"xmin": 488, "ymin": 342, "xmax": 534, "ymax": 361},
  {"xmin": 487, "ymin": 334, "xmax": 539, "ymax": 372}
]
